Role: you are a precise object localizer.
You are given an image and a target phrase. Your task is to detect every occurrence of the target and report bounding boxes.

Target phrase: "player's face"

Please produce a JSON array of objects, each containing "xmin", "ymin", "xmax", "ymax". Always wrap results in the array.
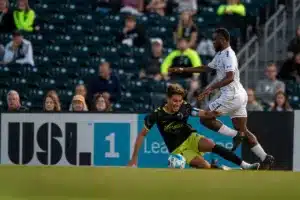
[
  {"xmin": 212, "ymin": 33, "xmax": 223, "ymax": 52},
  {"xmin": 168, "ymin": 94, "xmax": 183, "ymax": 112},
  {"xmin": 45, "ymin": 97, "xmax": 55, "ymax": 111}
]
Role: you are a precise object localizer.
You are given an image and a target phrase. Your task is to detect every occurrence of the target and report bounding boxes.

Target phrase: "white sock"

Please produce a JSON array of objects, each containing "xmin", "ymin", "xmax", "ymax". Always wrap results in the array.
[
  {"xmin": 240, "ymin": 161, "xmax": 251, "ymax": 169},
  {"xmin": 251, "ymin": 144, "xmax": 267, "ymax": 161},
  {"xmin": 218, "ymin": 124, "xmax": 238, "ymax": 137}
]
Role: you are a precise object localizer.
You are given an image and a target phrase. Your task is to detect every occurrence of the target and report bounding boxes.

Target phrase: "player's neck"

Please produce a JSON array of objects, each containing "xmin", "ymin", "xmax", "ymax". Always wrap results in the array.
[{"xmin": 220, "ymin": 44, "xmax": 230, "ymax": 51}]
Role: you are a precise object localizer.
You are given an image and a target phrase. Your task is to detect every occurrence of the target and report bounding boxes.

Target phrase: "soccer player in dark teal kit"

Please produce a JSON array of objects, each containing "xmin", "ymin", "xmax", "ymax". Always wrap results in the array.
[{"xmin": 128, "ymin": 84, "xmax": 260, "ymax": 169}]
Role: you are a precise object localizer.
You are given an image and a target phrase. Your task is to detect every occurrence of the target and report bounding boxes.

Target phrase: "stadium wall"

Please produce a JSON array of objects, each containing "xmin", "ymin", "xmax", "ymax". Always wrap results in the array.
[{"xmin": 0, "ymin": 112, "xmax": 297, "ymax": 170}]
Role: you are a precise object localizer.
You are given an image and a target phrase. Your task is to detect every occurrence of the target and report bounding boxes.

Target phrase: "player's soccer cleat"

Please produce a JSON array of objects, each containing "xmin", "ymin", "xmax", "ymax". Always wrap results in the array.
[
  {"xmin": 243, "ymin": 163, "xmax": 260, "ymax": 170},
  {"xmin": 231, "ymin": 132, "xmax": 247, "ymax": 152},
  {"xmin": 260, "ymin": 155, "xmax": 275, "ymax": 170}
]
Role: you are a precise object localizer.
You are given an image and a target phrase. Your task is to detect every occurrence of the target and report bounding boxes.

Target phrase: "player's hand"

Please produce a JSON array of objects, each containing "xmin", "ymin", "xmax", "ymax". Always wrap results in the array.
[
  {"xmin": 128, "ymin": 159, "xmax": 137, "ymax": 167},
  {"xmin": 197, "ymin": 87, "xmax": 213, "ymax": 101},
  {"xmin": 168, "ymin": 67, "xmax": 184, "ymax": 73}
]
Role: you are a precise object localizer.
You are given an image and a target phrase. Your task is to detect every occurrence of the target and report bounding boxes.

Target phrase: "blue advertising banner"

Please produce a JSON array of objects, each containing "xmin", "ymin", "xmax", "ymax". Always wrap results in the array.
[
  {"xmin": 94, "ymin": 123, "xmax": 131, "ymax": 166},
  {"xmin": 137, "ymin": 114, "xmax": 241, "ymax": 168}
]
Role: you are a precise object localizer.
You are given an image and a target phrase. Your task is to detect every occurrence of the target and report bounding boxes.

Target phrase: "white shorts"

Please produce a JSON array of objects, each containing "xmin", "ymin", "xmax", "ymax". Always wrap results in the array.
[{"xmin": 208, "ymin": 92, "xmax": 248, "ymax": 118}]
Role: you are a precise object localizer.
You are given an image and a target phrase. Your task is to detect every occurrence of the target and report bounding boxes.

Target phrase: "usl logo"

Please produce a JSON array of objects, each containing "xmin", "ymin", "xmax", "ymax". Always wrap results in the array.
[{"xmin": 7, "ymin": 122, "xmax": 92, "ymax": 165}]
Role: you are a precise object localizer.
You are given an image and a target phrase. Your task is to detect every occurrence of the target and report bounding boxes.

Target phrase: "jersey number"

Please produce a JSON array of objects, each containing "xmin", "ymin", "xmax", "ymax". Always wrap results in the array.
[{"xmin": 105, "ymin": 133, "xmax": 120, "ymax": 158}]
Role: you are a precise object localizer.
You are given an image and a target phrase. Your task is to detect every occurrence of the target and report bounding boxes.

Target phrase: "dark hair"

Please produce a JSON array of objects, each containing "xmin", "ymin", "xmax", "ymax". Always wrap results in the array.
[
  {"xmin": 215, "ymin": 28, "xmax": 230, "ymax": 42},
  {"xmin": 167, "ymin": 83, "xmax": 185, "ymax": 98}
]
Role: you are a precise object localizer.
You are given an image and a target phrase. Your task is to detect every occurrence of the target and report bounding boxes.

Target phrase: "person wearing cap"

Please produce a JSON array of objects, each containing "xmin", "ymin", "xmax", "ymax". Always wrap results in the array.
[
  {"xmin": 140, "ymin": 38, "xmax": 165, "ymax": 81},
  {"xmin": 70, "ymin": 95, "xmax": 88, "ymax": 112},
  {"xmin": 161, "ymin": 38, "xmax": 202, "ymax": 80},
  {"xmin": 120, "ymin": 0, "xmax": 144, "ymax": 16},
  {"xmin": 116, "ymin": 15, "xmax": 147, "ymax": 47},
  {"xmin": 2, "ymin": 30, "xmax": 34, "ymax": 66}
]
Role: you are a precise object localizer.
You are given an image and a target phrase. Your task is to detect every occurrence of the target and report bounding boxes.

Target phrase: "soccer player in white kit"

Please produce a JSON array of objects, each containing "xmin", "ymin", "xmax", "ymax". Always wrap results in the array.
[{"xmin": 169, "ymin": 28, "xmax": 274, "ymax": 169}]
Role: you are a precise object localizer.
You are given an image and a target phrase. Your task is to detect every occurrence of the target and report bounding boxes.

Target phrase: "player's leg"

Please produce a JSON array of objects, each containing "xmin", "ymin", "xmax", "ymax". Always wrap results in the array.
[
  {"xmin": 200, "ymin": 99, "xmax": 239, "ymax": 137},
  {"xmin": 195, "ymin": 133, "xmax": 260, "ymax": 170},
  {"xmin": 231, "ymin": 117, "xmax": 275, "ymax": 169}
]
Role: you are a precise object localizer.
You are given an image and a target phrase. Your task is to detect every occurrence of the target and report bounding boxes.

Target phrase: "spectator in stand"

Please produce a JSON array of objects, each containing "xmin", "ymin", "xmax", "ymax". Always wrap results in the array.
[
  {"xmin": 116, "ymin": 15, "xmax": 147, "ymax": 47},
  {"xmin": 217, "ymin": 0, "xmax": 246, "ymax": 45},
  {"xmin": 246, "ymin": 88, "xmax": 263, "ymax": 111},
  {"xmin": 173, "ymin": 11, "xmax": 198, "ymax": 49},
  {"xmin": 174, "ymin": 0, "xmax": 197, "ymax": 15},
  {"xmin": 13, "ymin": 0, "xmax": 36, "ymax": 32},
  {"xmin": 140, "ymin": 38, "xmax": 165, "ymax": 81},
  {"xmin": 161, "ymin": 38, "xmax": 202, "ymax": 80},
  {"xmin": 120, "ymin": 0, "xmax": 144, "ymax": 16},
  {"xmin": 70, "ymin": 95, "xmax": 88, "ymax": 112},
  {"xmin": 287, "ymin": 25, "xmax": 300, "ymax": 58},
  {"xmin": 196, "ymin": 35, "xmax": 216, "ymax": 58},
  {"xmin": 7, "ymin": 90, "xmax": 28, "ymax": 111},
  {"xmin": 93, "ymin": 93, "xmax": 113, "ymax": 112},
  {"xmin": 145, "ymin": 0, "xmax": 166, "ymax": 16},
  {"xmin": 269, "ymin": 91, "xmax": 293, "ymax": 112},
  {"xmin": 69, "ymin": 84, "xmax": 87, "ymax": 110},
  {"xmin": 43, "ymin": 92, "xmax": 61, "ymax": 112},
  {"xmin": 256, "ymin": 64, "xmax": 285, "ymax": 107},
  {"xmin": 87, "ymin": 62, "xmax": 121, "ymax": 105},
  {"xmin": 278, "ymin": 52, "xmax": 300, "ymax": 82},
  {"xmin": 0, "ymin": 0, "xmax": 15, "ymax": 33},
  {"xmin": 1, "ymin": 31, "xmax": 34, "ymax": 66}
]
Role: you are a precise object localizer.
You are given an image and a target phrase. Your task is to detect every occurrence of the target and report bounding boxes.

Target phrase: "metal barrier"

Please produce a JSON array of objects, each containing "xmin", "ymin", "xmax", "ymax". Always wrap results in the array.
[
  {"xmin": 263, "ymin": 5, "xmax": 287, "ymax": 63},
  {"xmin": 292, "ymin": 0, "xmax": 300, "ymax": 34}
]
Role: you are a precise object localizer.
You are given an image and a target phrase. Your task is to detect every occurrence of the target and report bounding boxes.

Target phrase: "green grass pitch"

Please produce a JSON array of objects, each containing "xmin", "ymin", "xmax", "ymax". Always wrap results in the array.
[{"xmin": 0, "ymin": 165, "xmax": 299, "ymax": 200}]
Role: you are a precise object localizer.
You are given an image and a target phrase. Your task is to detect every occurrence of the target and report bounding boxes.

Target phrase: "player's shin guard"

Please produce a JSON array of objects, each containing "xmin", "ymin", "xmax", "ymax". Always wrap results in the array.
[{"xmin": 212, "ymin": 144, "xmax": 242, "ymax": 166}]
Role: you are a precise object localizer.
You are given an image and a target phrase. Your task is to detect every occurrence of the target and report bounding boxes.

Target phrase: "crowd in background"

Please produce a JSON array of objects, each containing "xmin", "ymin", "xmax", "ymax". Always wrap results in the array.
[{"xmin": 0, "ymin": 0, "xmax": 296, "ymax": 113}]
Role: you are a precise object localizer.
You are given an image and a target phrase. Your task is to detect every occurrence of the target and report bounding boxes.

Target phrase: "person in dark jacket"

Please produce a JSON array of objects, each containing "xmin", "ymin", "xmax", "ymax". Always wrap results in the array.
[
  {"xmin": 116, "ymin": 15, "xmax": 147, "ymax": 47},
  {"xmin": 0, "ymin": 0, "xmax": 15, "ymax": 33},
  {"xmin": 87, "ymin": 62, "xmax": 121, "ymax": 107}
]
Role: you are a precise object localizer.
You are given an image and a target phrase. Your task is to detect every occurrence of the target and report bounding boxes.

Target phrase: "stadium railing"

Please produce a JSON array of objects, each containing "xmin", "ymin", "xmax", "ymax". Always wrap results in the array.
[
  {"xmin": 292, "ymin": 0, "xmax": 300, "ymax": 34},
  {"xmin": 263, "ymin": 5, "xmax": 287, "ymax": 63}
]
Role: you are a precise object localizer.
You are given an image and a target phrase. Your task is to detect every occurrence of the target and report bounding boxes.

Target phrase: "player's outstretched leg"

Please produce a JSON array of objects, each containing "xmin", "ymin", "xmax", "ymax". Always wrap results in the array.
[
  {"xmin": 198, "ymin": 137, "xmax": 260, "ymax": 170},
  {"xmin": 231, "ymin": 117, "xmax": 275, "ymax": 170}
]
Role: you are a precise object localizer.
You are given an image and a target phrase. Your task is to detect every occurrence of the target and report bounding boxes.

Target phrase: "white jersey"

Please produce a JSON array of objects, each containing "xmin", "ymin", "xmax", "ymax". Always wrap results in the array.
[{"xmin": 208, "ymin": 46, "xmax": 246, "ymax": 97}]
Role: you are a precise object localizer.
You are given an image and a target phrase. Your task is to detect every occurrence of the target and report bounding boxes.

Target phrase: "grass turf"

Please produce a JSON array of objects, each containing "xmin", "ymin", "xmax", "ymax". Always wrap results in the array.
[{"xmin": 0, "ymin": 165, "xmax": 299, "ymax": 200}]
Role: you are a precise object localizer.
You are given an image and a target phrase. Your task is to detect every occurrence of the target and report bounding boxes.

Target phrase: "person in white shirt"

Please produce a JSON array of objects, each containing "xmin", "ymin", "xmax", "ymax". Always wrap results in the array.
[
  {"xmin": 169, "ymin": 28, "xmax": 274, "ymax": 170},
  {"xmin": 2, "ymin": 31, "xmax": 34, "ymax": 66}
]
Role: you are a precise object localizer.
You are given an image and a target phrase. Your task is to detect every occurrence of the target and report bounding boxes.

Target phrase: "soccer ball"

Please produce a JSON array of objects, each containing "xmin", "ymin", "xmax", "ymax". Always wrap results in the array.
[{"xmin": 168, "ymin": 154, "xmax": 186, "ymax": 169}]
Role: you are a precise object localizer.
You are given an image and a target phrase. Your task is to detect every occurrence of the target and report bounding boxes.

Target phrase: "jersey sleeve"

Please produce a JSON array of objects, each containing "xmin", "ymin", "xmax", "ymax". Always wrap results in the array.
[
  {"xmin": 207, "ymin": 57, "xmax": 217, "ymax": 69},
  {"xmin": 144, "ymin": 110, "xmax": 158, "ymax": 131},
  {"xmin": 223, "ymin": 51, "xmax": 235, "ymax": 72}
]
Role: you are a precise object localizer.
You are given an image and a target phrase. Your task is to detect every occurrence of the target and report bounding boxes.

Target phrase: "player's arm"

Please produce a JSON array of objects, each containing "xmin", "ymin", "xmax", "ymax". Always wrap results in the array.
[
  {"xmin": 168, "ymin": 65, "xmax": 211, "ymax": 73},
  {"xmin": 190, "ymin": 107, "xmax": 222, "ymax": 119},
  {"xmin": 169, "ymin": 56, "xmax": 216, "ymax": 74},
  {"xmin": 128, "ymin": 111, "xmax": 157, "ymax": 167},
  {"xmin": 128, "ymin": 127, "xmax": 149, "ymax": 167}
]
